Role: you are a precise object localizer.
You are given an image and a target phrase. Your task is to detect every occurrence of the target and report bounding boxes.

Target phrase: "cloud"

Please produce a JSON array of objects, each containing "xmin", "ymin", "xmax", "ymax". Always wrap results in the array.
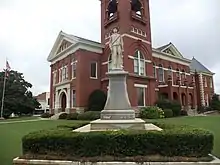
[{"xmin": 0, "ymin": 0, "xmax": 219, "ymax": 95}]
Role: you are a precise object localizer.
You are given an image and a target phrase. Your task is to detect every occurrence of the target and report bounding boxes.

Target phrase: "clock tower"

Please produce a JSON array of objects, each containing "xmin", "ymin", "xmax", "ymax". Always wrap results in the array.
[{"xmin": 100, "ymin": 0, "xmax": 156, "ymax": 106}]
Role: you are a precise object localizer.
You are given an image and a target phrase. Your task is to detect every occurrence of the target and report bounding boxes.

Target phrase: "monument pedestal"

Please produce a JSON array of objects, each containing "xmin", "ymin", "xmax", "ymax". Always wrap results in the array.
[
  {"xmin": 74, "ymin": 69, "xmax": 161, "ymax": 132},
  {"xmin": 101, "ymin": 69, "xmax": 135, "ymax": 120}
]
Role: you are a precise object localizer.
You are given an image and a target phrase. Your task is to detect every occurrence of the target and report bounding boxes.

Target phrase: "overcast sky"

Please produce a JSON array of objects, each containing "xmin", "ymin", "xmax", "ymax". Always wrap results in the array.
[{"xmin": 0, "ymin": 0, "xmax": 219, "ymax": 95}]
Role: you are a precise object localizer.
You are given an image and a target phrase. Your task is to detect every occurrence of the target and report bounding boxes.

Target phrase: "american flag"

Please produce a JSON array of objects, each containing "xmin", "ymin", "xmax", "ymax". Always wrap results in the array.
[{"xmin": 5, "ymin": 60, "xmax": 11, "ymax": 78}]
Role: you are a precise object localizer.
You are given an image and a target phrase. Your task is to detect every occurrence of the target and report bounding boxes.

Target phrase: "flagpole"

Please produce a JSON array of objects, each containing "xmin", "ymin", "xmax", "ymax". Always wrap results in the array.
[{"xmin": 0, "ymin": 71, "xmax": 7, "ymax": 119}]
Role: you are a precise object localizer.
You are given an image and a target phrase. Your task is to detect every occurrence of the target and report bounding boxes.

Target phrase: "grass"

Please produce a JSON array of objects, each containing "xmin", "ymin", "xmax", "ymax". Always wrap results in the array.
[
  {"xmin": 0, "ymin": 116, "xmax": 219, "ymax": 164},
  {"xmin": 147, "ymin": 116, "xmax": 220, "ymax": 158},
  {"xmin": 0, "ymin": 116, "xmax": 39, "ymax": 122}
]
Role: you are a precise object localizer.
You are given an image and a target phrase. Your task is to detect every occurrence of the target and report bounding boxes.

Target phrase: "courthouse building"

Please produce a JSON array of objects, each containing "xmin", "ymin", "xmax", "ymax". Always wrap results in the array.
[{"xmin": 47, "ymin": 0, "xmax": 215, "ymax": 114}]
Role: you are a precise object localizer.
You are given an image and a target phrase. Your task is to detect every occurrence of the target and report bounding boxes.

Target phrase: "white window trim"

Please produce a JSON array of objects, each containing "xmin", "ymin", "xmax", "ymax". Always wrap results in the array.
[
  {"xmin": 90, "ymin": 62, "xmax": 98, "ymax": 79},
  {"xmin": 134, "ymin": 51, "xmax": 145, "ymax": 76},
  {"xmin": 134, "ymin": 84, "xmax": 148, "ymax": 88},
  {"xmin": 158, "ymin": 65, "xmax": 164, "ymax": 82},
  {"xmin": 71, "ymin": 60, "xmax": 77, "ymax": 79},
  {"xmin": 204, "ymin": 77, "xmax": 207, "ymax": 87}
]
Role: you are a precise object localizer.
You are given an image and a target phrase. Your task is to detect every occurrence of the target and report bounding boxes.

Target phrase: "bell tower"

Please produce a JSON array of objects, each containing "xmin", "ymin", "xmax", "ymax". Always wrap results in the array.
[
  {"xmin": 100, "ymin": 0, "xmax": 156, "ymax": 106},
  {"xmin": 100, "ymin": 0, "xmax": 153, "ymax": 75},
  {"xmin": 101, "ymin": 0, "xmax": 152, "ymax": 44}
]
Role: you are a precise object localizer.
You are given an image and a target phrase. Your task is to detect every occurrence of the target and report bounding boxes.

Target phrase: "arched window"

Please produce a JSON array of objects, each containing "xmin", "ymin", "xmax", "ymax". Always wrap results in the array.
[
  {"xmin": 108, "ymin": 54, "xmax": 113, "ymax": 72},
  {"xmin": 153, "ymin": 63, "xmax": 157, "ymax": 78},
  {"xmin": 168, "ymin": 66, "xmax": 173, "ymax": 83},
  {"xmin": 134, "ymin": 50, "xmax": 145, "ymax": 76},
  {"xmin": 181, "ymin": 69, "xmax": 186, "ymax": 80},
  {"xmin": 158, "ymin": 64, "xmax": 164, "ymax": 82},
  {"xmin": 176, "ymin": 69, "xmax": 180, "ymax": 78}
]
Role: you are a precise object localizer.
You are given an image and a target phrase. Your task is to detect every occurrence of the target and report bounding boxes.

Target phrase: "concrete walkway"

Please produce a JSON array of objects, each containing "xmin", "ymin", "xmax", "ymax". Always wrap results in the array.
[{"xmin": 0, "ymin": 118, "xmax": 49, "ymax": 125}]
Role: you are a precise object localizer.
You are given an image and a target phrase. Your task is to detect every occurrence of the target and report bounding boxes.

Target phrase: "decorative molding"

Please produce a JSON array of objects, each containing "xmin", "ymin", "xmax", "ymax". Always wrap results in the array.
[
  {"xmin": 158, "ymin": 85, "xmax": 168, "ymax": 88},
  {"xmin": 134, "ymin": 84, "xmax": 148, "ymax": 88},
  {"xmin": 131, "ymin": 26, "xmax": 147, "ymax": 38}
]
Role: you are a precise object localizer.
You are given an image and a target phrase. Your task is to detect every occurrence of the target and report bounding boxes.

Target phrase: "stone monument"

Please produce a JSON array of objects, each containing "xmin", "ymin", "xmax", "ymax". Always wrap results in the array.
[{"xmin": 74, "ymin": 28, "xmax": 161, "ymax": 132}]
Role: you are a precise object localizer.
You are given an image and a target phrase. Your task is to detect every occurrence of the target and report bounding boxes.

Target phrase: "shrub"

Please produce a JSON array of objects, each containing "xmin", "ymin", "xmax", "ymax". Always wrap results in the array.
[
  {"xmin": 87, "ymin": 89, "xmax": 107, "ymax": 111},
  {"xmin": 66, "ymin": 113, "xmax": 78, "ymax": 120},
  {"xmin": 210, "ymin": 94, "xmax": 220, "ymax": 111},
  {"xmin": 163, "ymin": 109, "xmax": 173, "ymax": 118},
  {"xmin": 156, "ymin": 99, "xmax": 181, "ymax": 117},
  {"xmin": 41, "ymin": 113, "xmax": 53, "ymax": 118},
  {"xmin": 180, "ymin": 110, "xmax": 188, "ymax": 116},
  {"xmin": 58, "ymin": 113, "xmax": 68, "ymax": 119},
  {"xmin": 140, "ymin": 106, "xmax": 164, "ymax": 119},
  {"xmin": 57, "ymin": 122, "xmax": 89, "ymax": 130},
  {"xmin": 22, "ymin": 124, "xmax": 214, "ymax": 158},
  {"xmin": 77, "ymin": 111, "xmax": 100, "ymax": 120}
]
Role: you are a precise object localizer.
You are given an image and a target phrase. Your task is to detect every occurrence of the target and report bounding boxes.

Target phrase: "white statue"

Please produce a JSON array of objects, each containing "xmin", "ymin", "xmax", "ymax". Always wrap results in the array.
[{"xmin": 109, "ymin": 27, "xmax": 124, "ymax": 70}]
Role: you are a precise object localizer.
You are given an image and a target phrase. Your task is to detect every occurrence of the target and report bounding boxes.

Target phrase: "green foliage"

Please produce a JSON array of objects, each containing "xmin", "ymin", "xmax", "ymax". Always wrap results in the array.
[
  {"xmin": 77, "ymin": 111, "xmax": 100, "ymax": 120},
  {"xmin": 0, "ymin": 70, "xmax": 40, "ymax": 118},
  {"xmin": 156, "ymin": 99, "xmax": 181, "ymax": 117},
  {"xmin": 140, "ymin": 106, "xmax": 164, "ymax": 119},
  {"xmin": 210, "ymin": 94, "xmax": 220, "ymax": 111},
  {"xmin": 57, "ymin": 122, "xmax": 89, "ymax": 130},
  {"xmin": 66, "ymin": 113, "xmax": 78, "ymax": 120},
  {"xmin": 87, "ymin": 89, "xmax": 107, "ymax": 111},
  {"xmin": 58, "ymin": 113, "xmax": 68, "ymax": 119},
  {"xmin": 163, "ymin": 109, "xmax": 173, "ymax": 118},
  {"xmin": 22, "ymin": 124, "xmax": 214, "ymax": 158},
  {"xmin": 40, "ymin": 113, "xmax": 53, "ymax": 118}
]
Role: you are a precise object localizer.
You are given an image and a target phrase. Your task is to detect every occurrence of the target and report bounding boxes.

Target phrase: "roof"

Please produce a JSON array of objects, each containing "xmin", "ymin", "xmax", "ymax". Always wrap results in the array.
[
  {"xmin": 156, "ymin": 42, "xmax": 172, "ymax": 51},
  {"xmin": 190, "ymin": 57, "xmax": 213, "ymax": 74}
]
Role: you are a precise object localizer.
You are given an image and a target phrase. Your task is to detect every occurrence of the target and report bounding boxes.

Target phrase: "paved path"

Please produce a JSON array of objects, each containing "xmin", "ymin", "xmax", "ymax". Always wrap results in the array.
[{"xmin": 0, "ymin": 118, "xmax": 49, "ymax": 125}]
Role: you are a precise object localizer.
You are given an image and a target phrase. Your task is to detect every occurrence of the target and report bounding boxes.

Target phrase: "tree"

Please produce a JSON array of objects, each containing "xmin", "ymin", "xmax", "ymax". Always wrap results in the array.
[
  {"xmin": 0, "ymin": 70, "xmax": 40, "ymax": 118},
  {"xmin": 87, "ymin": 89, "xmax": 107, "ymax": 111},
  {"xmin": 210, "ymin": 94, "xmax": 220, "ymax": 111}
]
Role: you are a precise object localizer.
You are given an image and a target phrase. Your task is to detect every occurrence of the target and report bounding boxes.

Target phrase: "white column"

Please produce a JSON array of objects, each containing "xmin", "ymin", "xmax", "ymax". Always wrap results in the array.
[
  {"xmin": 66, "ymin": 88, "xmax": 71, "ymax": 113},
  {"xmin": 55, "ymin": 90, "xmax": 59, "ymax": 114}
]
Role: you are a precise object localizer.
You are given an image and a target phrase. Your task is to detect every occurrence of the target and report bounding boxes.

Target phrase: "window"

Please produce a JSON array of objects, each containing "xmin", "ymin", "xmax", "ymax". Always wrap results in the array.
[
  {"xmin": 47, "ymin": 98, "xmax": 50, "ymax": 106},
  {"xmin": 176, "ymin": 69, "xmax": 181, "ymax": 83},
  {"xmin": 65, "ymin": 66, "xmax": 68, "ymax": 80},
  {"xmin": 158, "ymin": 64, "xmax": 164, "ymax": 82},
  {"xmin": 168, "ymin": 66, "xmax": 173, "ymax": 84},
  {"xmin": 134, "ymin": 50, "xmax": 145, "ymax": 76},
  {"xmin": 62, "ymin": 66, "xmax": 66, "ymax": 81},
  {"xmin": 210, "ymin": 78, "xmax": 213, "ymax": 88},
  {"xmin": 181, "ymin": 69, "xmax": 186, "ymax": 79},
  {"xmin": 204, "ymin": 77, "xmax": 207, "ymax": 87},
  {"xmin": 137, "ymin": 87, "xmax": 145, "ymax": 107},
  {"xmin": 53, "ymin": 71, "xmax": 57, "ymax": 85},
  {"xmin": 90, "ymin": 62, "xmax": 97, "ymax": 78},
  {"xmin": 72, "ymin": 90, "xmax": 76, "ymax": 107},
  {"xmin": 59, "ymin": 68, "xmax": 62, "ymax": 82},
  {"xmin": 72, "ymin": 59, "xmax": 77, "ymax": 79},
  {"xmin": 153, "ymin": 63, "xmax": 157, "ymax": 78},
  {"xmin": 108, "ymin": 54, "xmax": 113, "ymax": 72}
]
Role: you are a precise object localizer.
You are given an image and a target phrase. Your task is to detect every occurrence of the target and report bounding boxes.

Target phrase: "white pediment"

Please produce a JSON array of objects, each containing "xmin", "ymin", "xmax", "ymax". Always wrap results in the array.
[
  {"xmin": 161, "ymin": 43, "xmax": 183, "ymax": 58},
  {"xmin": 47, "ymin": 31, "xmax": 78, "ymax": 62}
]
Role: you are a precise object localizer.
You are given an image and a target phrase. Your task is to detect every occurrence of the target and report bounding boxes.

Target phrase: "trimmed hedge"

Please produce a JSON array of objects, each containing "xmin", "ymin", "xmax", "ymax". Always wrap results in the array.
[
  {"xmin": 41, "ymin": 113, "xmax": 53, "ymax": 118},
  {"xmin": 57, "ymin": 122, "xmax": 89, "ymax": 130},
  {"xmin": 77, "ymin": 111, "xmax": 100, "ymax": 121},
  {"xmin": 140, "ymin": 106, "xmax": 164, "ymax": 119},
  {"xmin": 67, "ymin": 113, "xmax": 78, "ymax": 120},
  {"xmin": 58, "ymin": 113, "xmax": 68, "ymax": 119},
  {"xmin": 22, "ymin": 124, "xmax": 213, "ymax": 158},
  {"xmin": 163, "ymin": 109, "xmax": 173, "ymax": 118}
]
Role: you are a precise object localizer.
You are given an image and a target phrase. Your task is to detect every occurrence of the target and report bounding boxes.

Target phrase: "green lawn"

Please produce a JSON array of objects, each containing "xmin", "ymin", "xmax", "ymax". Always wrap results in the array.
[
  {"xmin": 0, "ymin": 116, "xmax": 39, "ymax": 122},
  {"xmin": 0, "ymin": 116, "xmax": 219, "ymax": 165}
]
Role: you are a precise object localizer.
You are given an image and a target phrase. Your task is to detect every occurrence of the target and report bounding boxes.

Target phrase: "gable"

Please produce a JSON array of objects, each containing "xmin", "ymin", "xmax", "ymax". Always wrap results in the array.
[
  {"xmin": 56, "ymin": 39, "xmax": 73, "ymax": 55},
  {"xmin": 157, "ymin": 42, "xmax": 183, "ymax": 58}
]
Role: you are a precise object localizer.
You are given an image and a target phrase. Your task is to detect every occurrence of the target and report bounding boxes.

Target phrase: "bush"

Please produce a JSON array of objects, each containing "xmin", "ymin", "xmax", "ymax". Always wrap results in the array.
[
  {"xmin": 58, "ymin": 113, "xmax": 68, "ymax": 119},
  {"xmin": 57, "ymin": 122, "xmax": 89, "ymax": 130},
  {"xmin": 22, "ymin": 124, "xmax": 213, "ymax": 158},
  {"xmin": 41, "ymin": 113, "xmax": 53, "ymax": 118},
  {"xmin": 87, "ymin": 89, "xmax": 107, "ymax": 111},
  {"xmin": 140, "ymin": 106, "xmax": 164, "ymax": 119},
  {"xmin": 77, "ymin": 111, "xmax": 100, "ymax": 120},
  {"xmin": 163, "ymin": 109, "xmax": 173, "ymax": 118},
  {"xmin": 66, "ymin": 113, "xmax": 78, "ymax": 120},
  {"xmin": 180, "ymin": 110, "xmax": 188, "ymax": 116},
  {"xmin": 210, "ymin": 94, "xmax": 220, "ymax": 111},
  {"xmin": 156, "ymin": 99, "xmax": 181, "ymax": 117}
]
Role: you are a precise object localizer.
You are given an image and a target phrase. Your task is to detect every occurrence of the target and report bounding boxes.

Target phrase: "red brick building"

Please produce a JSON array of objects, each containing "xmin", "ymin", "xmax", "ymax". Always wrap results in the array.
[{"xmin": 47, "ymin": 0, "xmax": 215, "ymax": 114}]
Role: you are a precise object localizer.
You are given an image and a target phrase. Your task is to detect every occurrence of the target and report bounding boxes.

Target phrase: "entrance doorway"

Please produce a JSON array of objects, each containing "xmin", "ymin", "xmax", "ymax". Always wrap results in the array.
[{"xmin": 60, "ymin": 92, "xmax": 67, "ymax": 112}]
